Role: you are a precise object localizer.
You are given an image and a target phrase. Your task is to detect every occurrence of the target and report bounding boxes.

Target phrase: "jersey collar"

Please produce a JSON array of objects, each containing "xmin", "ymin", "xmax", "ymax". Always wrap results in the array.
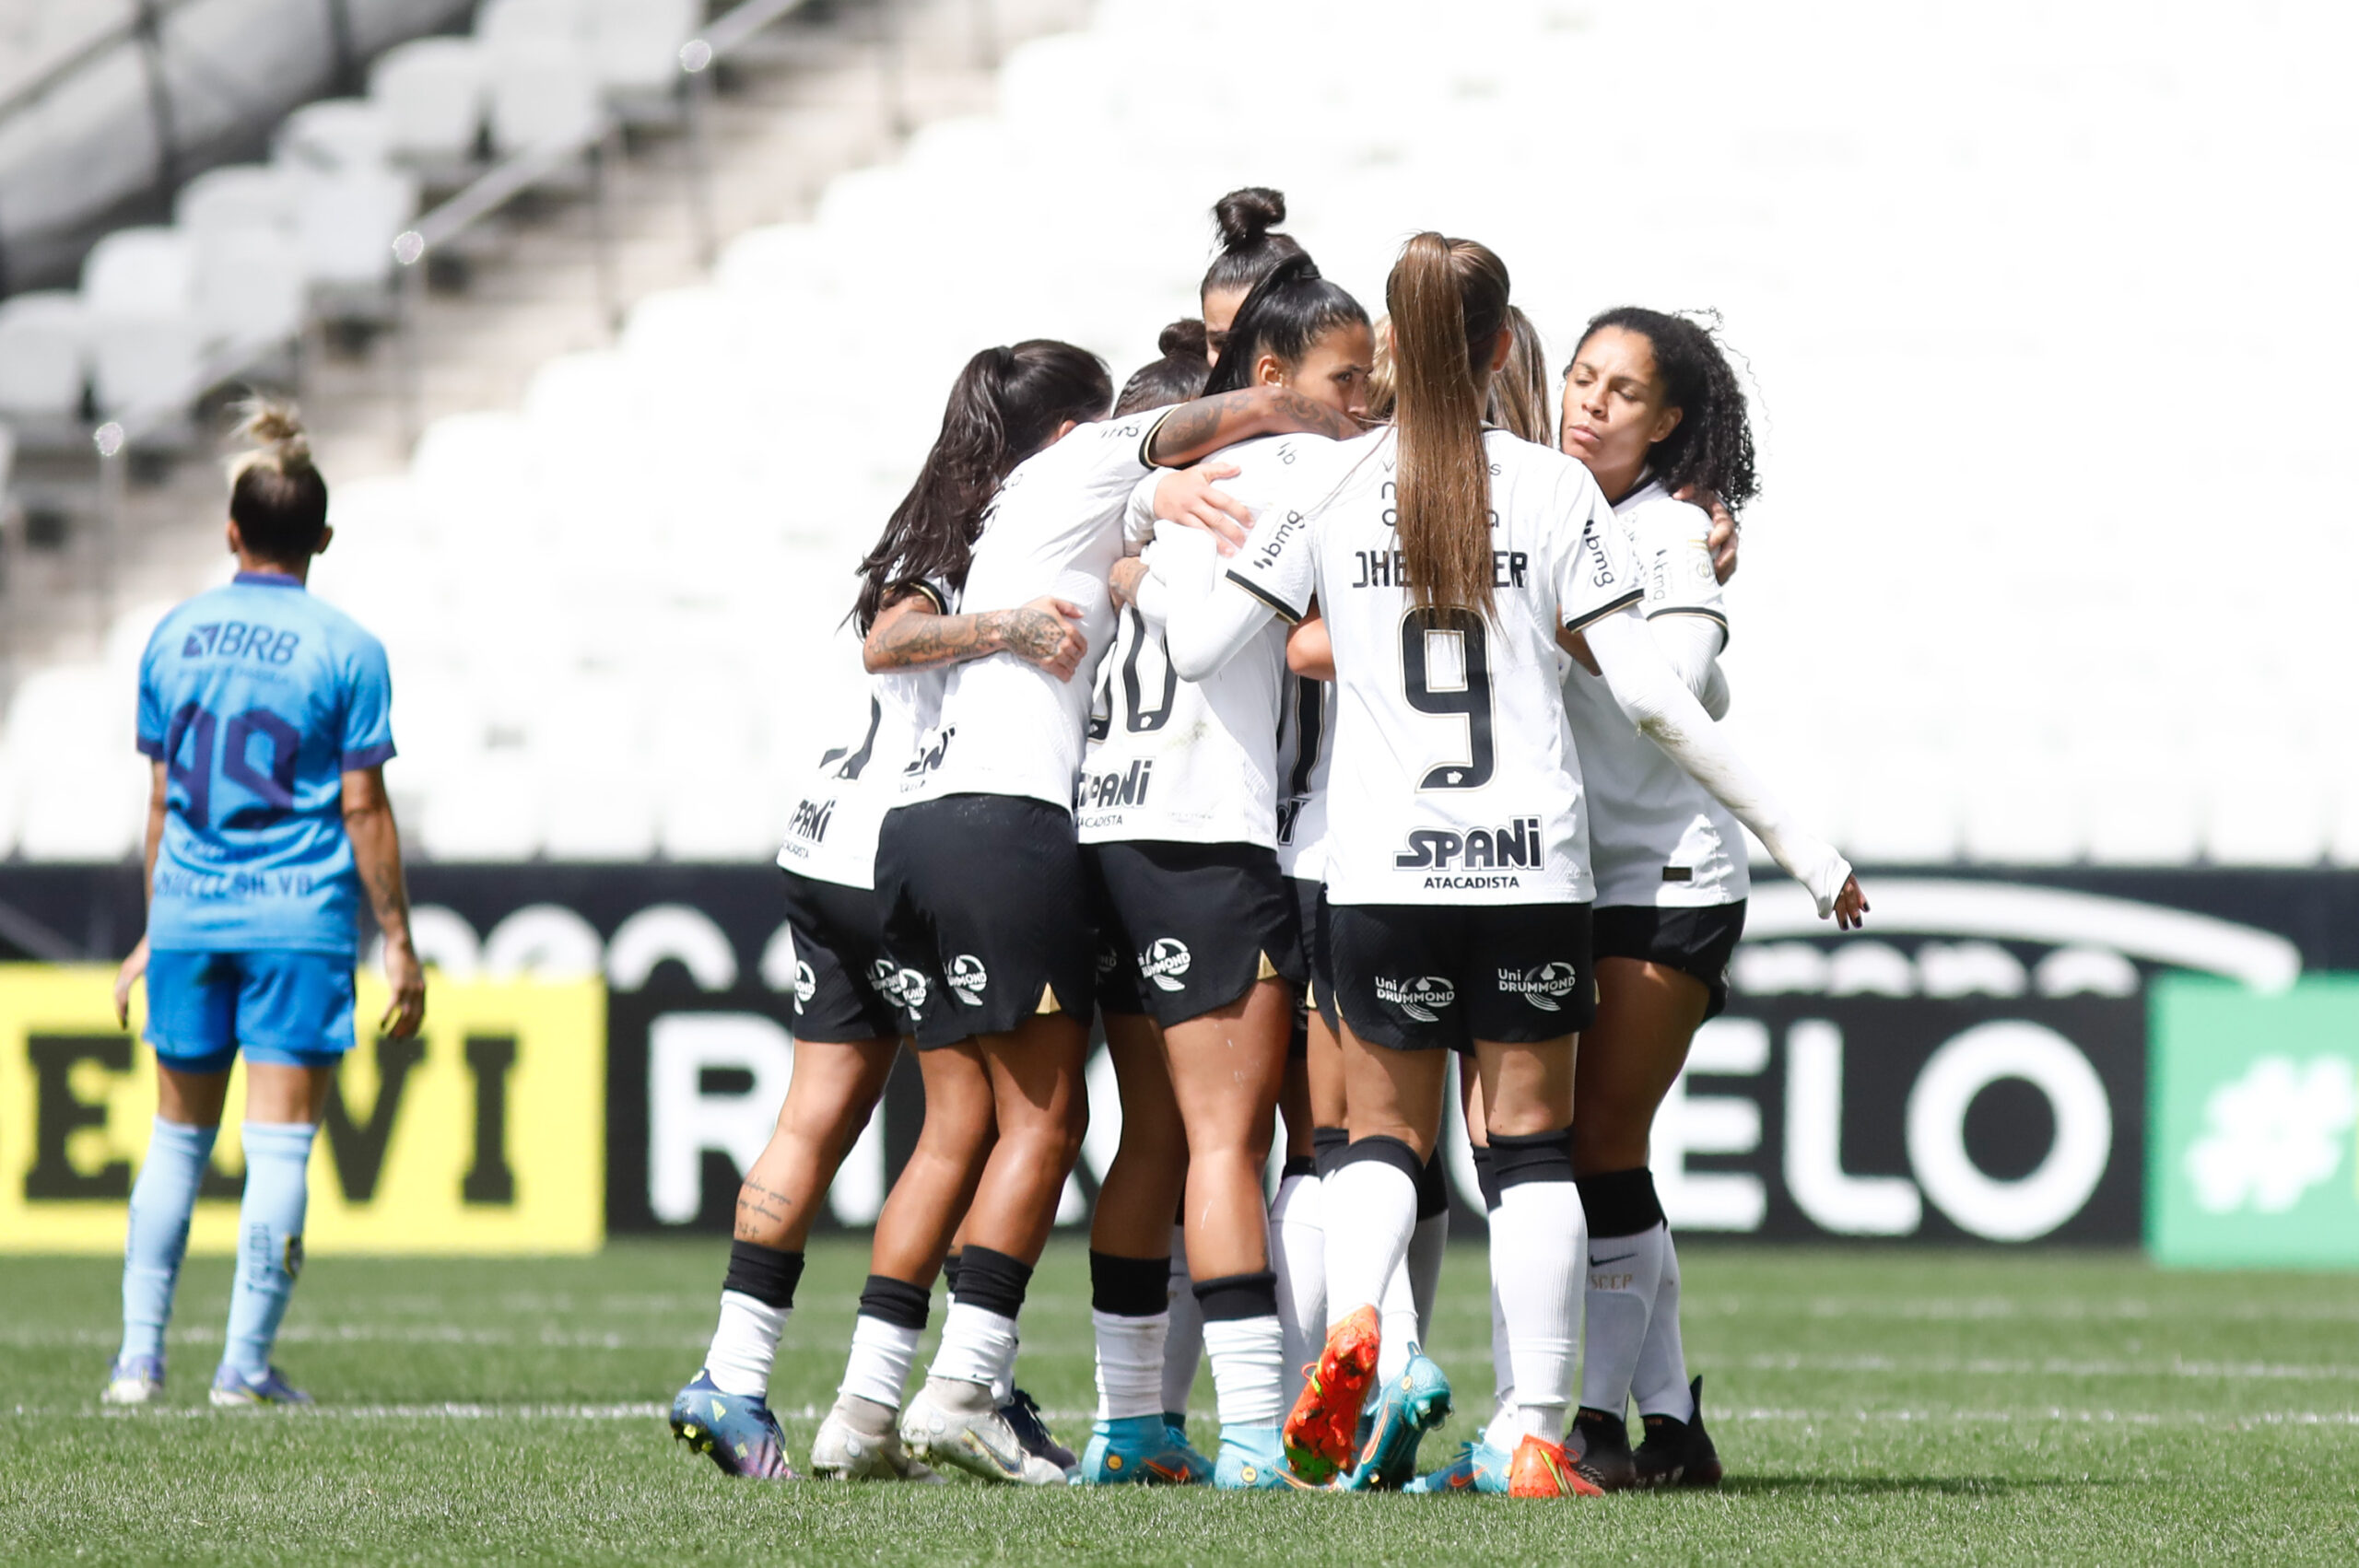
[{"xmin": 233, "ymin": 570, "xmax": 304, "ymax": 589}]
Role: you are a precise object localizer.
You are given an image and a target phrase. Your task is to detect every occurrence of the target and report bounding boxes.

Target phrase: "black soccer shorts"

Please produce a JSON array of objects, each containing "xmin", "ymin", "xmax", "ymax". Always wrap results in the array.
[
  {"xmin": 1327, "ymin": 900, "xmax": 1595, "ymax": 1052},
  {"xmin": 775, "ymin": 867, "xmax": 904, "ymax": 1043},
  {"xmin": 1086, "ymin": 839, "xmax": 1304, "ymax": 1029},
  {"xmin": 1591, "ymin": 899, "xmax": 1747, "ymax": 1020}
]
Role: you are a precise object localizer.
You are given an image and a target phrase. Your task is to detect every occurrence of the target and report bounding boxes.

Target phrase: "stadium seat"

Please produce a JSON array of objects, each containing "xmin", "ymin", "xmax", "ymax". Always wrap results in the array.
[
  {"xmin": 174, "ymin": 165, "xmax": 293, "ymax": 240},
  {"xmin": 274, "ymin": 98, "xmax": 393, "ymax": 171},
  {"xmin": 587, "ymin": 0, "xmax": 700, "ymax": 95},
  {"xmin": 0, "ymin": 290, "xmax": 87, "ymax": 426},
  {"xmin": 486, "ymin": 41, "xmax": 604, "ymax": 156},
  {"xmin": 370, "ymin": 36, "xmax": 490, "ymax": 171},
  {"xmin": 80, "ymin": 228, "xmax": 205, "ymax": 419}
]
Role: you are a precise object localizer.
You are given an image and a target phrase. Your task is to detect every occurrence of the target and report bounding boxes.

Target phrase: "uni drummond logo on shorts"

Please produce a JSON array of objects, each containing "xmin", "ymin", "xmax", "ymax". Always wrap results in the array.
[
  {"xmin": 1375, "ymin": 975, "xmax": 1457, "ymax": 1023},
  {"xmin": 792, "ymin": 962, "xmax": 817, "ymax": 1008},
  {"xmin": 948, "ymin": 954, "xmax": 990, "ymax": 1007},
  {"xmin": 1499, "ymin": 962, "xmax": 1580, "ymax": 1012},
  {"xmin": 873, "ymin": 960, "xmax": 930, "ymax": 1013},
  {"xmin": 1140, "ymin": 938, "xmax": 1193, "ymax": 993}
]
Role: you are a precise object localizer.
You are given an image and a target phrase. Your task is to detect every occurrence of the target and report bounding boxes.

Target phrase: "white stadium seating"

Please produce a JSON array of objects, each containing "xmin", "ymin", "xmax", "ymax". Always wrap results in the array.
[{"xmin": 2, "ymin": 0, "xmax": 2353, "ymax": 866}]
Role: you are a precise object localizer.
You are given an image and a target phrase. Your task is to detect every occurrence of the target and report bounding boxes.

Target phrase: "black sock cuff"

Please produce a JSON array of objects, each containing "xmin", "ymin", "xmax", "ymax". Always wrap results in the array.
[
  {"xmin": 857, "ymin": 1273, "xmax": 931, "ymax": 1331},
  {"xmin": 1488, "ymin": 1128, "xmax": 1575, "ymax": 1189},
  {"xmin": 1089, "ymin": 1250, "xmax": 1172, "ymax": 1317},
  {"xmin": 954, "ymin": 1245, "xmax": 1033, "ymax": 1319},
  {"xmin": 1193, "ymin": 1270, "xmax": 1279, "ymax": 1322},
  {"xmin": 1310, "ymin": 1125, "xmax": 1349, "ymax": 1178},
  {"xmin": 941, "ymin": 1251, "xmax": 962, "ymax": 1299},
  {"xmin": 1281, "ymin": 1154, "xmax": 1318, "ymax": 1180},
  {"xmin": 1338, "ymin": 1132, "xmax": 1426, "ymax": 1188},
  {"xmin": 1414, "ymin": 1145, "xmax": 1449, "ymax": 1220},
  {"xmin": 722, "ymin": 1241, "xmax": 805, "ymax": 1308},
  {"xmin": 1470, "ymin": 1143, "xmax": 1502, "ymax": 1212},
  {"xmin": 1576, "ymin": 1167, "xmax": 1665, "ymax": 1237}
]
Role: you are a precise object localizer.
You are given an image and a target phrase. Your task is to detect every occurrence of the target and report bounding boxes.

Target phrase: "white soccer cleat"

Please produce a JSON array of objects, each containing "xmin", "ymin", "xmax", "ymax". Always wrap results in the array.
[
  {"xmin": 809, "ymin": 1408, "xmax": 945, "ymax": 1482},
  {"xmin": 898, "ymin": 1378, "xmax": 1066, "ymax": 1485}
]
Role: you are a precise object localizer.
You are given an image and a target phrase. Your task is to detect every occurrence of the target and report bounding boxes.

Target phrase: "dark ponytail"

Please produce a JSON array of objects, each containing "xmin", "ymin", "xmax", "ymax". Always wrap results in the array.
[
  {"xmin": 852, "ymin": 340, "xmax": 1111, "ymax": 631},
  {"xmin": 1386, "ymin": 232, "xmax": 1511, "ymax": 619},
  {"xmin": 1570, "ymin": 307, "xmax": 1758, "ymax": 512},
  {"xmin": 1200, "ymin": 186, "xmax": 1309, "ymax": 306},
  {"xmin": 1114, "ymin": 319, "xmax": 1211, "ymax": 416},
  {"xmin": 227, "ymin": 396, "xmax": 328, "ymax": 563},
  {"xmin": 1201, "ymin": 255, "xmax": 1367, "ymax": 398}
]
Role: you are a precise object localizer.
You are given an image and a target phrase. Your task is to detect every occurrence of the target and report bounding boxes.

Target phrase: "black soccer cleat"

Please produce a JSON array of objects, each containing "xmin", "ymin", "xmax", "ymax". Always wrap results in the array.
[
  {"xmin": 1567, "ymin": 1407, "xmax": 1637, "ymax": 1492},
  {"xmin": 1632, "ymin": 1375, "xmax": 1721, "ymax": 1489}
]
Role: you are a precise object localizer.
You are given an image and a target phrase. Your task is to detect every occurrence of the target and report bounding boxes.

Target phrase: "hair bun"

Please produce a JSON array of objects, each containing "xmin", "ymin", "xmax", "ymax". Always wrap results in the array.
[
  {"xmin": 233, "ymin": 395, "xmax": 311, "ymax": 468},
  {"xmin": 1157, "ymin": 318, "xmax": 1208, "ymax": 358},
  {"xmin": 1214, "ymin": 187, "xmax": 1286, "ymax": 251}
]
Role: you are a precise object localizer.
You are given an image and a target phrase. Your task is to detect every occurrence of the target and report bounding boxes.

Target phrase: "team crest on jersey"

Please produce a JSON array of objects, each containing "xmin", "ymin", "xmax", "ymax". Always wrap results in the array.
[
  {"xmin": 792, "ymin": 961, "xmax": 817, "ymax": 1008},
  {"xmin": 948, "ymin": 954, "xmax": 989, "ymax": 1006},
  {"xmin": 1139, "ymin": 938, "xmax": 1193, "ymax": 993},
  {"xmin": 1499, "ymin": 962, "xmax": 1581, "ymax": 1012},
  {"xmin": 1096, "ymin": 943, "xmax": 1121, "ymax": 977},
  {"xmin": 1375, "ymin": 975, "xmax": 1457, "ymax": 1023}
]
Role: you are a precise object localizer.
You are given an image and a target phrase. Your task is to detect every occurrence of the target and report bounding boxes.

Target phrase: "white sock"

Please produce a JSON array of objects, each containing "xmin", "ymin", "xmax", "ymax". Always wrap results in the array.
[
  {"xmin": 1407, "ymin": 1211, "xmax": 1447, "ymax": 1339},
  {"xmin": 839, "ymin": 1314, "xmax": 922, "ymax": 1409},
  {"xmin": 1161, "ymin": 1230, "xmax": 1202, "ymax": 1416},
  {"xmin": 704, "ymin": 1291, "xmax": 788, "ymax": 1398},
  {"xmin": 1580, "ymin": 1222, "xmax": 1667, "ymax": 1415},
  {"xmin": 1203, "ymin": 1315, "xmax": 1286, "ymax": 1429},
  {"xmin": 992, "ymin": 1336, "xmax": 1016, "ymax": 1405},
  {"xmin": 929, "ymin": 1301, "xmax": 1018, "ymax": 1390},
  {"xmin": 1489, "ymin": 1274, "xmax": 1514, "ymax": 1406},
  {"xmin": 1492, "ymin": 1177, "xmax": 1584, "ymax": 1443},
  {"xmin": 1270, "ymin": 1174, "xmax": 1326, "ymax": 1409},
  {"xmin": 1632, "ymin": 1226, "xmax": 1696, "ymax": 1421},
  {"xmin": 1375, "ymin": 1257, "xmax": 1420, "ymax": 1384},
  {"xmin": 1093, "ymin": 1309, "xmax": 1168, "ymax": 1422},
  {"xmin": 1323, "ymin": 1157, "xmax": 1418, "ymax": 1329}
]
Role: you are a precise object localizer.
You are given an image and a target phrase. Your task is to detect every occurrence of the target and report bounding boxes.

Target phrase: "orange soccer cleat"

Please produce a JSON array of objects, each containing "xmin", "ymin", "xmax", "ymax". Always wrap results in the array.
[
  {"xmin": 1507, "ymin": 1433, "xmax": 1607, "ymax": 1498},
  {"xmin": 1281, "ymin": 1305, "xmax": 1381, "ymax": 1484}
]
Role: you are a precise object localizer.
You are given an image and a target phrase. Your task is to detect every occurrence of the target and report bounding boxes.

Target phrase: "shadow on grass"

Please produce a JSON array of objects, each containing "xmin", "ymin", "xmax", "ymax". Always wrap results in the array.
[{"xmin": 1718, "ymin": 1473, "xmax": 2121, "ymax": 1498}]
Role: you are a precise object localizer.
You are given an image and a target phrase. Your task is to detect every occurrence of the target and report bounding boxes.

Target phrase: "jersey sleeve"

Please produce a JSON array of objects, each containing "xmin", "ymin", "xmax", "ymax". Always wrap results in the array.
[
  {"xmin": 1221, "ymin": 500, "xmax": 1317, "ymax": 624},
  {"xmin": 135, "ymin": 630, "xmax": 167, "ymax": 759},
  {"xmin": 1632, "ymin": 496, "xmax": 1730, "ymax": 647},
  {"xmin": 339, "ymin": 634, "xmax": 397, "ymax": 772},
  {"xmin": 1122, "ymin": 471, "xmax": 1163, "ymax": 550},
  {"xmin": 1554, "ymin": 476, "xmax": 1644, "ymax": 633}
]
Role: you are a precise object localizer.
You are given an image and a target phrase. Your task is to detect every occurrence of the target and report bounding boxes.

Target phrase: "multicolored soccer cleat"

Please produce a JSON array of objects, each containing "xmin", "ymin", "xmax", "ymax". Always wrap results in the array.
[
  {"xmin": 1074, "ymin": 1413, "xmax": 1213, "ymax": 1484},
  {"xmin": 1567, "ymin": 1407, "xmax": 1638, "ymax": 1492},
  {"xmin": 1506, "ymin": 1433, "xmax": 1607, "ymax": 1498},
  {"xmin": 1001, "ymin": 1387, "xmax": 1078, "ymax": 1472},
  {"xmin": 900, "ymin": 1378, "xmax": 1066, "ymax": 1485},
  {"xmin": 1342, "ymin": 1349, "xmax": 1453, "ymax": 1491},
  {"xmin": 1213, "ymin": 1425, "xmax": 1293, "ymax": 1490},
  {"xmin": 1402, "ymin": 1434, "xmax": 1514, "ymax": 1494},
  {"xmin": 668, "ymin": 1371, "xmax": 794, "ymax": 1479},
  {"xmin": 209, "ymin": 1364, "xmax": 312, "ymax": 1408},
  {"xmin": 1633, "ymin": 1375, "xmax": 1723, "ymax": 1489},
  {"xmin": 102, "ymin": 1354, "xmax": 166, "ymax": 1407},
  {"xmin": 1282, "ymin": 1305, "xmax": 1380, "ymax": 1484}
]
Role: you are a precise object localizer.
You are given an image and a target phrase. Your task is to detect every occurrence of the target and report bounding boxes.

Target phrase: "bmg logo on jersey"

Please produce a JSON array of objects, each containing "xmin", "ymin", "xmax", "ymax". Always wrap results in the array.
[
  {"xmin": 948, "ymin": 954, "xmax": 989, "ymax": 1007},
  {"xmin": 1375, "ymin": 975, "xmax": 1457, "ymax": 1023},
  {"xmin": 182, "ymin": 622, "xmax": 301, "ymax": 663},
  {"xmin": 1139, "ymin": 938, "xmax": 1193, "ymax": 993},
  {"xmin": 1500, "ymin": 962, "xmax": 1582, "ymax": 1012}
]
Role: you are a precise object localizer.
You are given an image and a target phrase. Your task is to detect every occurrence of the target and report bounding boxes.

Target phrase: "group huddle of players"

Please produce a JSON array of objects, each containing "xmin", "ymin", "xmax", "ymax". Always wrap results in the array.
[{"xmin": 99, "ymin": 186, "xmax": 1863, "ymax": 1497}]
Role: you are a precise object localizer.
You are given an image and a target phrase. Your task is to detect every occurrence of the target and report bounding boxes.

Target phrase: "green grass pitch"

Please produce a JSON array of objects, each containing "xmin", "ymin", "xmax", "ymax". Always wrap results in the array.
[{"xmin": 4, "ymin": 1240, "xmax": 2354, "ymax": 1563}]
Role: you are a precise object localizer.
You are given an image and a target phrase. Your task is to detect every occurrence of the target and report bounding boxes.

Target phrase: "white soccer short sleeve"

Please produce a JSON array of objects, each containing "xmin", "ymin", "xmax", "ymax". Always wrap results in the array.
[{"xmin": 1553, "ymin": 482, "xmax": 1644, "ymax": 633}]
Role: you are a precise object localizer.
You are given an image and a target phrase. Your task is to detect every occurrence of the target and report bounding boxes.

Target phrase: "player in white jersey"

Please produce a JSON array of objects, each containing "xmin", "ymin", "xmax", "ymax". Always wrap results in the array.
[
  {"xmin": 669, "ymin": 345, "xmax": 1099, "ymax": 1480},
  {"xmin": 1156, "ymin": 234, "xmax": 1863, "ymax": 1494},
  {"xmin": 1071, "ymin": 257, "xmax": 1374, "ymax": 1490},
  {"xmin": 872, "ymin": 339, "xmax": 1362, "ymax": 1485}
]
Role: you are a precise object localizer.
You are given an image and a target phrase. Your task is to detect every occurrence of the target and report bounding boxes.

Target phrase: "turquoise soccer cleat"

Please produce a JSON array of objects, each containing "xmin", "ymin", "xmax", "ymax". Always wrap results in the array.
[
  {"xmin": 1342, "ymin": 1349, "xmax": 1452, "ymax": 1491},
  {"xmin": 1073, "ymin": 1413, "xmax": 1214, "ymax": 1484},
  {"xmin": 1403, "ymin": 1433, "xmax": 1514, "ymax": 1495},
  {"xmin": 1213, "ymin": 1425, "xmax": 1292, "ymax": 1490},
  {"xmin": 668, "ymin": 1371, "xmax": 795, "ymax": 1479}
]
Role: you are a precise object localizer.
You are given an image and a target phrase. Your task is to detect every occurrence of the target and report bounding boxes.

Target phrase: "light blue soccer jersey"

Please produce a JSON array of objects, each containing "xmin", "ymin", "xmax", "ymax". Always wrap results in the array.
[{"xmin": 135, "ymin": 571, "xmax": 395, "ymax": 954}]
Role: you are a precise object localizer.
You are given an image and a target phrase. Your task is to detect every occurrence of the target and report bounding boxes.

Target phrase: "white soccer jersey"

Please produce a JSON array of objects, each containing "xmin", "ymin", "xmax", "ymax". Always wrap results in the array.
[
  {"xmin": 1560, "ymin": 479, "xmax": 1749, "ymax": 907},
  {"xmin": 1225, "ymin": 426, "xmax": 1639, "ymax": 907},
  {"xmin": 899, "ymin": 408, "xmax": 1169, "ymax": 813},
  {"xmin": 778, "ymin": 582, "xmax": 956, "ymax": 890}
]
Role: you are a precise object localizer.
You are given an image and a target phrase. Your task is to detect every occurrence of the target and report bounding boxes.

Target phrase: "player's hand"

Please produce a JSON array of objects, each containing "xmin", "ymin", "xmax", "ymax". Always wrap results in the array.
[
  {"xmin": 380, "ymin": 935, "xmax": 427, "ymax": 1038},
  {"xmin": 1677, "ymin": 485, "xmax": 1739, "ymax": 584},
  {"xmin": 1004, "ymin": 596, "xmax": 1088, "ymax": 683},
  {"xmin": 1155, "ymin": 462, "xmax": 1251, "ymax": 555},
  {"xmin": 113, "ymin": 937, "xmax": 149, "ymax": 1028},
  {"xmin": 1832, "ymin": 874, "xmax": 1870, "ymax": 931},
  {"xmin": 1109, "ymin": 556, "xmax": 1149, "ymax": 611}
]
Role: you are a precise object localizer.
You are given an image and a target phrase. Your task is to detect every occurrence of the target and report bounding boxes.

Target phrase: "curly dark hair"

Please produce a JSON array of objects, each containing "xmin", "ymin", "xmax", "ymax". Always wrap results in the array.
[{"xmin": 1570, "ymin": 306, "xmax": 1757, "ymax": 512}]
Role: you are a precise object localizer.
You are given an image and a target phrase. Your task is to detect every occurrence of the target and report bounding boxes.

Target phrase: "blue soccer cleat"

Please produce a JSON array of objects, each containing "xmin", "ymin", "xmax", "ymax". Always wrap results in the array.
[
  {"xmin": 1213, "ymin": 1424, "xmax": 1292, "ymax": 1490},
  {"xmin": 669, "ymin": 1371, "xmax": 795, "ymax": 1480},
  {"xmin": 1403, "ymin": 1434, "xmax": 1514, "ymax": 1495},
  {"xmin": 1001, "ymin": 1387, "xmax": 1078, "ymax": 1471},
  {"xmin": 103, "ymin": 1354, "xmax": 167, "ymax": 1406},
  {"xmin": 1073, "ymin": 1413, "xmax": 1213, "ymax": 1484},
  {"xmin": 1342, "ymin": 1349, "xmax": 1452, "ymax": 1491},
  {"xmin": 209, "ymin": 1364, "xmax": 312, "ymax": 1408}
]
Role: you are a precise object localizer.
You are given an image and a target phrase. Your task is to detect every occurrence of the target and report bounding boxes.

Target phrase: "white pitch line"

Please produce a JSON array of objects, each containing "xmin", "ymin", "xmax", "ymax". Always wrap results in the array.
[{"xmin": 1729, "ymin": 1352, "xmax": 2359, "ymax": 1382}]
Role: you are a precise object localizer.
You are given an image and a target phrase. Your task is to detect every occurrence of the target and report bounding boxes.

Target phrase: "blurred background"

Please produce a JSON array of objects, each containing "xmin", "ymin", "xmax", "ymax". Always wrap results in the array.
[{"xmin": 0, "ymin": 0, "xmax": 2353, "ymax": 1268}]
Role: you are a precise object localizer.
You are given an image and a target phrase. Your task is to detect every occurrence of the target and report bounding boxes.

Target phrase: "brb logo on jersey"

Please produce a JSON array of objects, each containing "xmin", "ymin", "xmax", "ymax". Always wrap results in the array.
[
  {"xmin": 1500, "ymin": 962, "xmax": 1582, "ymax": 1012},
  {"xmin": 1139, "ymin": 938, "xmax": 1193, "ymax": 993},
  {"xmin": 1375, "ymin": 975, "xmax": 1457, "ymax": 1023},
  {"xmin": 948, "ymin": 954, "xmax": 989, "ymax": 1007}
]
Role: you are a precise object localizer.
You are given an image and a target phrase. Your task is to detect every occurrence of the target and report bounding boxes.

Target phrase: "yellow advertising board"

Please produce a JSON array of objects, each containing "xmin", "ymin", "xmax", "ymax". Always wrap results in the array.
[{"xmin": 0, "ymin": 965, "xmax": 604, "ymax": 1254}]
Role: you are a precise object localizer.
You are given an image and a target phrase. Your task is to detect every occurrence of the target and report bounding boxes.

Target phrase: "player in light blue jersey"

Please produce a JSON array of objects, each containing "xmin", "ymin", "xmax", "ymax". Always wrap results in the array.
[{"xmin": 104, "ymin": 401, "xmax": 426, "ymax": 1409}]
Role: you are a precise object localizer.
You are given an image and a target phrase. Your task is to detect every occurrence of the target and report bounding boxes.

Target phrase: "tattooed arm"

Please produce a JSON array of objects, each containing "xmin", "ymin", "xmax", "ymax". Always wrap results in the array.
[
  {"xmin": 863, "ymin": 588, "xmax": 1088, "ymax": 683},
  {"xmin": 342, "ymin": 766, "xmax": 426, "ymax": 1038},
  {"xmin": 1146, "ymin": 384, "xmax": 1360, "ymax": 467}
]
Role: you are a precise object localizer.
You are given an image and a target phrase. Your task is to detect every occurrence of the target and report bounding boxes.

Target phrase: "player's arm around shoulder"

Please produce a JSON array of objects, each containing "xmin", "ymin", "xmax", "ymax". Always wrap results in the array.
[{"xmin": 342, "ymin": 764, "xmax": 424, "ymax": 1038}]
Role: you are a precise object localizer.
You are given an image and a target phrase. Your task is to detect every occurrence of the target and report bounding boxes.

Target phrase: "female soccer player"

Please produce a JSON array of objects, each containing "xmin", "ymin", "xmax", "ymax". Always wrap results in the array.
[
  {"xmin": 105, "ymin": 402, "xmax": 425, "ymax": 1409},
  {"xmin": 871, "ymin": 343, "xmax": 1359, "ymax": 1485},
  {"xmin": 1555, "ymin": 307, "xmax": 1761, "ymax": 1492},
  {"xmin": 1074, "ymin": 256, "xmax": 1372, "ymax": 1490},
  {"xmin": 1199, "ymin": 187, "xmax": 1307, "ymax": 361},
  {"xmin": 667, "ymin": 343, "xmax": 1099, "ymax": 1480},
  {"xmin": 1156, "ymin": 233, "xmax": 1862, "ymax": 1494}
]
